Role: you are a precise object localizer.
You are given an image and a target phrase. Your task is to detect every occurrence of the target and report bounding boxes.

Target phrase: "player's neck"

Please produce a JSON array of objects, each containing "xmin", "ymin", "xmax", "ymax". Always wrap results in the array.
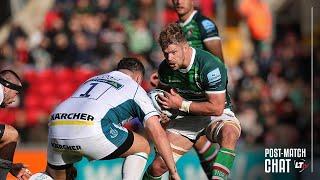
[
  {"xmin": 182, "ymin": 47, "xmax": 193, "ymax": 68},
  {"xmin": 179, "ymin": 9, "xmax": 195, "ymax": 22},
  {"xmin": 118, "ymin": 69, "xmax": 134, "ymax": 79},
  {"xmin": 118, "ymin": 69, "xmax": 141, "ymax": 84}
]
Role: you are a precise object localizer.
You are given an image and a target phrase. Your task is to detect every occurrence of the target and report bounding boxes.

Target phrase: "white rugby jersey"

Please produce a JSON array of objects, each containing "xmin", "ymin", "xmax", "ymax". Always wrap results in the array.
[{"xmin": 49, "ymin": 71, "xmax": 159, "ymax": 139}]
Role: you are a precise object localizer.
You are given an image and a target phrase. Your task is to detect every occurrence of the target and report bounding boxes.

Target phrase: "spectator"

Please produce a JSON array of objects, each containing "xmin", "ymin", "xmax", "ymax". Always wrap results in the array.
[{"xmin": 238, "ymin": 0, "xmax": 272, "ymax": 59}]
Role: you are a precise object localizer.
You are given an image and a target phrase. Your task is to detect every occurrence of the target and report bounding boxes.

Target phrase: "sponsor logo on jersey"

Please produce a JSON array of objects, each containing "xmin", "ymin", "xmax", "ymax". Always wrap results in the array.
[
  {"xmin": 109, "ymin": 127, "xmax": 118, "ymax": 138},
  {"xmin": 201, "ymin": 20, "xmax": 215, "ymax": 33},
  {"xmin": 89, "ymin": 78, "xmax": 123, "ymax": 90},
  {"xmin": 51, "ymin": 142, "xmax": 82, "ymax": 151},
  {"xmin": 168, "ymin": 79, "xmax": 182, "ymax": 83},
  {"xmin": 50, "ymin": 113, "xmax": 94, "ymax": 121},
  {"xmin": 168, "ymin": 76, "xmax": 182, "ymax": 83},
  {"xmin": 207, "ymin": 68, "xmax": 221, "ymax": 85},
  {"xmin": 176, "ymin": 88, "xmax": 202, "ymax": 95}
]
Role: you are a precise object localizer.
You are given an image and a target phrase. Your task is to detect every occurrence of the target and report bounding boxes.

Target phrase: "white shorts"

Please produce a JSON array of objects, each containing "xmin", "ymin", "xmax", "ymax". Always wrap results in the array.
[
  {"xmin": 209, "ymin": 108, "xmax": 240, "ymax": 126},
  {"xmin": 166, "ymin": 109, "xmax": 240, "ymax": 141},
  {"xmin": 47, "ymin": 130, "xmax": 134, "ymax": 169}
]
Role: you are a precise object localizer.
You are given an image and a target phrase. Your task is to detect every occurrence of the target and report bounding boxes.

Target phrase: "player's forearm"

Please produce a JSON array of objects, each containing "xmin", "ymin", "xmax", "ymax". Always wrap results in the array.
[
  {"xmin": 211, "ymin": 49, "xmax": 224, "ymax": 63},
  {"xmin": 188, "ymin": 101, "xmax": 224, "ymax": 116},
  {"xmin": 205, "ymin": 40, "xmax": 225, "ymax": 63},
  {"xmin": 146, "ymin": 121, "xmax": 177, "ymax": 175}
]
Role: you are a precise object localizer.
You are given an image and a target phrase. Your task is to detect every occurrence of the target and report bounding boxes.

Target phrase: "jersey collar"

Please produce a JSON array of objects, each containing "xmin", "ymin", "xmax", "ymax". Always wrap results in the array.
[
  {"xmin": 180, "ymin": 10, "xmax": 197, "ymax": 27},
  {"xmin": 179, "ymin": 48, "xmax": 196, "ymax": 73}
]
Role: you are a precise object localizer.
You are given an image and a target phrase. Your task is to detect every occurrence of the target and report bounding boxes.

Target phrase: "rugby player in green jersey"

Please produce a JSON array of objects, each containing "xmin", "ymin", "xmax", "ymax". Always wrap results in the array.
[
  {"xmin": 144, "ymin": 24, "xmax": 240, "ymax": 180},
  {"xmin": 173, "ymin": 0, "xmax": 224, "ymax": 62},
  {"xmin": 172, "ymin": 0, "xmax": 225, "ymax": 178}
]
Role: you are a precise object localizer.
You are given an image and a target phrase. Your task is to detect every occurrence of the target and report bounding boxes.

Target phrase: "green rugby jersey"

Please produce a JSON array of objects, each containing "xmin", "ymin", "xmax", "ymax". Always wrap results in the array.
[
  {"xmin": 158, "ymin": 48, "xmax": 232, "ymax": 110},
  {"xmin": 179, "ymin": 11, "xmax": 220, "ymax": 51}
]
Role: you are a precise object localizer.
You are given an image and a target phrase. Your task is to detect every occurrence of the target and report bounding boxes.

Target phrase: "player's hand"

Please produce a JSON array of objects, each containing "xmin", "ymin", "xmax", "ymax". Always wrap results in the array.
[
  {"xmin": 169, "ymin": 172, "xmax": 181, "ymax": 180},
  {"xmin": 10, "ymin": 163, "xmax": 32, "ymax": 180},
  {"xmin": 157, "ymin": 89, "xmax": 182, "ymax": 110},
  {"xmin": 159, "ymin": 112, "xmax": 170, "ymax": 128}
]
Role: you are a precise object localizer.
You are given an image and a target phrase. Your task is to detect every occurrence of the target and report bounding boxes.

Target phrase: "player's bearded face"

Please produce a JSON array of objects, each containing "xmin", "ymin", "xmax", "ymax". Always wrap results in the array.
[{"xmin": 164, "ymin": 44, "xmax": 185, "ymax": 70}]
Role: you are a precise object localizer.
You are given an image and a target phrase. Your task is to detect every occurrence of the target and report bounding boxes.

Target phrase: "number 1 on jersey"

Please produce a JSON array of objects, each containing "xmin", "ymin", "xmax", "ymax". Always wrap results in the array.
[{"xmin": 80, "ymin": 83, "xmax": 98, "ymax": 97}]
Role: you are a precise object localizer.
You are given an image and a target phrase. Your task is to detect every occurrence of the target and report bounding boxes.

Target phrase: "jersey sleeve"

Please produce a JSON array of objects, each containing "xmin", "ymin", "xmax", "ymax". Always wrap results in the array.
[
  {"xmin": 201, "ymin": 61, "xmax": 227, "ymax": 94},
  {"xmin": 198, "ymin": 17, "xmax": 220, "ymax": 42},
  {"xmin": 133, "ymin": 85, "xmax": 159, "ymax": 125}
]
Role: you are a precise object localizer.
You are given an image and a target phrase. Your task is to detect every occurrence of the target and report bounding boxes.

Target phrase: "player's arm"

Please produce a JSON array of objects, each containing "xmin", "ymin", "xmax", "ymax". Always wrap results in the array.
[
  {"xmin": 204, "ymin": 39, "xmax": 224, "ymax": 63},
  {"xmin": 144, "ymin": 116, "xmax": 179, "ymax": 178},
  {"xmin": 188, "ymin": 91, "xmax": 225, "ymax": 116},
  {"xmin": 158, "ymin": 63, "xmax": 227, "ymax": 116},
  {"xmin": 133, "ymin": 86, "xmax": 180, "ymax": 179},
  {"xmin": 159, "ymin": 89, "xmax": 225, "ymax": 116},
  {"xmin": 200, "ymin": 18, "xmax": 225, "ymax": 63}
]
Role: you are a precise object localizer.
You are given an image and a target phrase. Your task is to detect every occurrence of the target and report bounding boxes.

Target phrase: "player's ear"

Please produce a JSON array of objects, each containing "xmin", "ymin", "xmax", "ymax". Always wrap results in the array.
[{"xmin": 135, "ymin": 73, "xmax": 142, "ymax": 85}]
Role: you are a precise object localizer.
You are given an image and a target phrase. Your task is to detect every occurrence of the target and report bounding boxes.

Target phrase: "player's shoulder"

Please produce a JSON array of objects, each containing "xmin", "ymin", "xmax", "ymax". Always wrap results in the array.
[
  {"xmin": 194, "ymin": 12, "xmax": 218, "ymax": 31},
  {"xmin": 158, "ymin": 59, "xmax": 171, "ymax": 72},
  {"xmin": 195, "ymin": 48, "xmax": 222, "ymax": 63},
  {"xmin": 106, "ymin": 71, "xmax": 139, "ymax": 92},
  {"xmin": 194, "ymin": 48, "xmax": 224, "ymax": 70},
  {"xmin": 159, "ymin": 59, "xmax": 167, "ymax": 67}
]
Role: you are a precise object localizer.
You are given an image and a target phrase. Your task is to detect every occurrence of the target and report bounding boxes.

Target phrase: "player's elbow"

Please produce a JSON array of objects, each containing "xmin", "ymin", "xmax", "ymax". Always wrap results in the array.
[{"xmin": 145, "ymin": 117, "xmax": 166, "ymax": 139}]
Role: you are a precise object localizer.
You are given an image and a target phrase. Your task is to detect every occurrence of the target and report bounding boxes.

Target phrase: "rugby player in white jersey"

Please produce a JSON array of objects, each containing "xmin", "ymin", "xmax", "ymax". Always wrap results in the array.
[
  {"xmin": 45, "ymin": 58, "xmax": 180, "ymax": 180},
  {"xmin": 0, "ymin": 70, "xmax": 32, "ymax": 180}
]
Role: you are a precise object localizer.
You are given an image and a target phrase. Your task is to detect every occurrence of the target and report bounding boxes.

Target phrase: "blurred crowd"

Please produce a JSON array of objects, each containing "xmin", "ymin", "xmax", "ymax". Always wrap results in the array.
[{"xmin": 0, "ymin": 0, "xmax": 318, "ymax": 154}]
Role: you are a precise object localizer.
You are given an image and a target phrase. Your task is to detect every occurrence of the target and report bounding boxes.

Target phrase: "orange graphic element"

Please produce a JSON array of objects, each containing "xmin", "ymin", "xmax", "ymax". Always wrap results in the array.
[{"xmin": 7, "ymin": 149, "xmax": 47, "ymax": 180}]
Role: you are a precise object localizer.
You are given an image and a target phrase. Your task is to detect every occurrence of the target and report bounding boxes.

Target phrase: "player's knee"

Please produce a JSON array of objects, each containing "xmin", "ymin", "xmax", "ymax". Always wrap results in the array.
[
  {"xmin": 219, "ymin": 125, "xmax": 239, "ymax": 144},
  {"xmin": 4, "ymin": 125, "xmax": 19, "ymax": 143},
  {"xmin": 150, "ymin": 157, "xmax": 168, "ymax": 176}
]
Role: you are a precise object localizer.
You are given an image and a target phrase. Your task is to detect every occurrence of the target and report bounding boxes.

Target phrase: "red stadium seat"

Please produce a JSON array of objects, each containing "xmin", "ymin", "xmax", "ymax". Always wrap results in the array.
[
  {"xmin": 42, "ymin": 96, "xmax": 61, "ymax": 113},
  {"xmin": 0, "ymin": 108, "xmax": 16, "ymax": 125},
  {"xmin": 25, "ymin": 94, "xmax": 42, "ymax": 110},
  {"xmin": 56, "ymin": 68, "xmax": 75, "ymax": 83},
  {"xmin": 37, "ymin": 69, "xmax": 54, "ymax": 84},
  {"xmin": 57, "ymin": 82, "xmax": 77, "ymax": 100},
  {"xmin": 23, "ymin": 70, "xmax": 38, "ymax": 84},
  {"xmin": 26, "ymin": 109, "xmax": 41, "ymax": 125},
  {"xmin": 0, "ymin": 109, "xmax": 10, "ymax": 124},
  {"xmin": 38, "ymin": 81, "xmax": 56, "ymax": 97},
  {"xmin": 74, "ymin": 68, "xmax": 97, "ymax": 84},
  {"xmin": 26, "ymin": 84, "xmax": 40, "ymax": 95}
]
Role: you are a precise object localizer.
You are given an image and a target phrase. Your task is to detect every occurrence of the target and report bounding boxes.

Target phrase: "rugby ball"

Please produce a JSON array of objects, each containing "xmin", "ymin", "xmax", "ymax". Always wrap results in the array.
[
  {"xmin": 148, "ymin": 89, "xmax": 175, "ymax": 117},
  {"xmin": 29, "ymin": 173, "xmax": 54, "ymax": 180}
]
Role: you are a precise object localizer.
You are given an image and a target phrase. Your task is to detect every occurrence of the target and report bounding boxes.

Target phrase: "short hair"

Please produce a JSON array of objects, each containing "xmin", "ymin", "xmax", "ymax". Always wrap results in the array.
[
  {"xmin": 0, "ymin": 70, "xmax": 21, "ymax": 85},
  {"xmin": 116, "ymin": 57, "xmax": 145, "ymax": 76},
  {"xmin": 158, "ymin": 23, "xmax": 187, "ymax": 50},
  {"xmin": 0, "ymin": 70, "xmax": 22, "ymax": 92}
]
